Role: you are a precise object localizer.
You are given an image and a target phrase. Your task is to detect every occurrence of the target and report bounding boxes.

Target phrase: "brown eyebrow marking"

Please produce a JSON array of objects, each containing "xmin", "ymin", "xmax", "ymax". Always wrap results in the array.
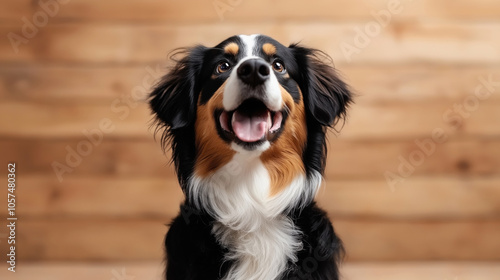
[
  {"xmin": 262, "ymin": 43, "xmax": 277, "ymax": 56},
  {"xmin": 224, "ymin": 42, "xmax": 239, "ymax": 55}
]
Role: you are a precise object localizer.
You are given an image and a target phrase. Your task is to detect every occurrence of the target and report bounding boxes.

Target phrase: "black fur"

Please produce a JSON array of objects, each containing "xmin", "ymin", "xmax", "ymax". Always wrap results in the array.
[
  {"xmin": 290, "ymin": 44, "xmax": 352, "ymax": 178},
  {"xmin": 150, "ymin": 35, "xmax": 352, "ymax": 280},
  {"xmin": 165, "ymin": 202, "xmax": 344, "ymax": 280},
  {"xmin": 150, "ymin": 46, "xmax": 206, "ymax": 186},
  {"xmin": 285, "ymin": 203, "xmax": 345, "ymax": 280},
  {"xmin": 165, "ymin": 205, "xmax": 229, "ymax": 279}
]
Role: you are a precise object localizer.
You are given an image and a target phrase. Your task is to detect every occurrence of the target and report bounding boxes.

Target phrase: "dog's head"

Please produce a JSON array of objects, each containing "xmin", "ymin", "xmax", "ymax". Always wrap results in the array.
[{"xmin": 150, "ymin": 35, "xmax": 351, "ymax": 195}]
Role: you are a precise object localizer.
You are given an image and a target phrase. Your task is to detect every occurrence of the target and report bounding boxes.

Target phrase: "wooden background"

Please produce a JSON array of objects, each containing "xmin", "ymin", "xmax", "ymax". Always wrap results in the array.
[{"xmin": 1, "ymin": 0, "xmax": 500, "ymax": 266}]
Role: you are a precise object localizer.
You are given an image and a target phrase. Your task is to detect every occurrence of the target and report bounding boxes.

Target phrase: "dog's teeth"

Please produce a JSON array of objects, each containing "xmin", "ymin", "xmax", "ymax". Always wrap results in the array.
[
  {"xmin": 267, "ymin": 111, "xmax": 272, "ymax": 131},
  {"xmin": 270, "ymin": 111, "xmax": 282, "ymax": 133},
  {"xmin": 220, "ymin": 111, "xmax": 231, "ymax": 132}
]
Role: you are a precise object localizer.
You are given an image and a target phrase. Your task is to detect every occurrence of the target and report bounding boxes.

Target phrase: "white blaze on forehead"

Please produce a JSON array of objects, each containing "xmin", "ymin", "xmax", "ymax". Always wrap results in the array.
[
  {"xmin": 222, "ymin": 34, "xmax": 260, "ymax": 111},
  {"xmin": 222, "ymin": 34, "xmax": 284, "ymax": 146},
  {"xmin": 238, "ymin": 34, "xmax": 259, "ymax": 57}
]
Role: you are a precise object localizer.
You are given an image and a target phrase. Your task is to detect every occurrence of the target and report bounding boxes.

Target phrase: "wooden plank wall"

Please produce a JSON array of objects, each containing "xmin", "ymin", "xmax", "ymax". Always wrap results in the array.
[{"xmin": 0, "ymin": 0, "xmax": 499, "ymax": 262}]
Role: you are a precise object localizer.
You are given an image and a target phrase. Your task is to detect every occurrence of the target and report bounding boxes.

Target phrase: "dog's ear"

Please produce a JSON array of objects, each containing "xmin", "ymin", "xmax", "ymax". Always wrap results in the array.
[
  {"xmin": 290, "ymin": 44, "xmax": 352, "ymax": 127},
  {"xmin": 149, "ymin": 46, "xmax": 207, "ymax": 130}
]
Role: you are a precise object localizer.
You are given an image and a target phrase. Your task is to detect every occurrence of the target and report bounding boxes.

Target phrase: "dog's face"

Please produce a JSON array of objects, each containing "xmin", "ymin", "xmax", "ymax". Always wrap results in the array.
[
  {"xmin": 201, "ymin": 35, "xmax": 304, "ymax": 149},
  {"xmin": 150, "ymin": 34, "xmax": 351, "ymax": 195}
]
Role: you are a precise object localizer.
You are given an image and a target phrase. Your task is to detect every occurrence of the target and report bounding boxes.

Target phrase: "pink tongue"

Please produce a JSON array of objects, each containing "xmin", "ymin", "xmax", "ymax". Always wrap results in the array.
[{"xmin": 232, "ymin": 110, "xmax": 270, "ymax": 142}]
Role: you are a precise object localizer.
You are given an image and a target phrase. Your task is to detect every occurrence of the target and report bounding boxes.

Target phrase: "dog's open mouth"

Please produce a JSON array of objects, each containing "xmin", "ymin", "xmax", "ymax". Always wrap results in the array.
[{"xmin": 217, "ymin": 98, "xmax": 285, "ymax": 145}]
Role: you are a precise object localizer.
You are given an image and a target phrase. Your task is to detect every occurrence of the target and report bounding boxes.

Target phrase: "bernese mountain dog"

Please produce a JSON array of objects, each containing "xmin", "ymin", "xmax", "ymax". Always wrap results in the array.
[{"xmin": 149, "ymin": 34, "xmax": 352, "ymax": 280}]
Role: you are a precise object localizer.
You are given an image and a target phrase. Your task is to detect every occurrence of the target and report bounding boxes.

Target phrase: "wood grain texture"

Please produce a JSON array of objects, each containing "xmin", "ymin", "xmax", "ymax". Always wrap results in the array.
[
  {"xmin": 15, "ymin": 176, "xmax": 183, "ymax": 218},
  {"xmin": 0, "ymin": 101, "xmax": 498, "ymax": 139},
  {"xmin": 0, "ymin": 65, "xmax": 164, "ymax": 101},
  {"xmin": 1, "ymin": 262, "xmax": 500, "ymax": 280},
  {"xmin": 317, "ymin": 177, "xmax": 500, "ymax": 220},
  {"xmin": 2, "ymin": 65, "xmax": 500, "ymax": 103},
  {"xmin": 343, "ymin": 262, "xmax": 500, "ymax": 280},
  {"xmin": 0, "ymin": 219, "xmax": 166, "ymax": 261},
  {"xmin": 1, "ymin": 138, "xmax": 499, "ymax": 179},
  {"xmin": 0, "ymin": 262, "xmax": 166, "ymax": 280},
  {"xmin": 0, "ymin": 139, "xmax": 173, "ymax": 177},
  {"xmin": 2, "ymin": 22, "xmax": 500, "ymax": 64},
  {"xmin": 0, "ymin": 101, "xmax": 152, "ymax": 139},
  {"xmin": 1, "ymin": 218, "xmax": 499, "ymax": 261},
  {"xmin": 1, "ymin": 0, "xmax": 499, "ymax": 263},
  {"xmin": 326, "ymin": 138, "xmax": 500, "ymax": 179},
  {"xmin": 0, "ymin": 0, "xmax": 32, "ymax": 21},
  {"xmin": 9, "ymin": 175, "xmax": 500, "ymax": 220},
  {"xmin": 3, "ymin": 0, "xmax": 500, "ymax": 22},
  {"xmin": 337, "ymin": 219, "xmax": 500, "ymax": 261}
]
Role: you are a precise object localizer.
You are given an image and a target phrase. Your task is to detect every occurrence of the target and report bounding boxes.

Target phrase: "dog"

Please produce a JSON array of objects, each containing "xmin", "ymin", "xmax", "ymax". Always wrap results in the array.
[{"xmin": 149, "ymin": 34, "xmax": 352, "ymax": 280}]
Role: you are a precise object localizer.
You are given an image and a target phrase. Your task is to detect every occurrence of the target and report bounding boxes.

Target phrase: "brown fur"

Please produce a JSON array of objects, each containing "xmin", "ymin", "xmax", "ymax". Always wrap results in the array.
[
  {"xmin": 262, "ymin": 43, "xmax": 277, "ymax": 56},
  {"xmin": 195, "ymin": 81, "xmax": 307, "ymax": 196},
  {"xmin": 224, "ymin": 42, "xmax": 239, "ymax": 56},
  {"xmin": 261, "ymin": 87, "xmax": 307, "ymax": 196},
  {"xmin": 194, "ymin": 83, "xmax": 235, "ymax": 177}
]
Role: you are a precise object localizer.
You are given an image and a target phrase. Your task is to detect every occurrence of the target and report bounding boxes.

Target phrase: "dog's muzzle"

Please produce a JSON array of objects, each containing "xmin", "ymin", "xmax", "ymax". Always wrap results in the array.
[{"xmin": 237, "ymin": 58, "xmax": 270, "ymax": 87}]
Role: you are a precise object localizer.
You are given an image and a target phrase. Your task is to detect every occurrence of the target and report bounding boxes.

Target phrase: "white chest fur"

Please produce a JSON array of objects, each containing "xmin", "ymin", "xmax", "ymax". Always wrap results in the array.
[{"xmin": 188, "ymin": 152, "xmax": 321, "ymax": 280}]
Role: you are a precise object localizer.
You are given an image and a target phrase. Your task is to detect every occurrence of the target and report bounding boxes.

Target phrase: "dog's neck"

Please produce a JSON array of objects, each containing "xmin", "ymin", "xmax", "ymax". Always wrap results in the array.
[{"xmin": 187, "ymin": 152, "xmax": 322, "ymax": 280}]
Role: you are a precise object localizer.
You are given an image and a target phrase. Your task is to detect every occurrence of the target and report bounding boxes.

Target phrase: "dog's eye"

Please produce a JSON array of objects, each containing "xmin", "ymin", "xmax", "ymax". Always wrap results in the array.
[
  {"xmin": 216, "ymin": 62, "xmax": 231, "ymax": 74},
  {"xmin": 272, "ymin": 60, "xmax": 285, "ymax": 73}
]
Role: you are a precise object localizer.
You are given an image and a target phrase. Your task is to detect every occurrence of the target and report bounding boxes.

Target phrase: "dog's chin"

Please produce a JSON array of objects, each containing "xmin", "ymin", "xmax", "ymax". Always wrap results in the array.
[{"xmin": 215, "ymin": 98, "xmax": 287, "ymax": 151}]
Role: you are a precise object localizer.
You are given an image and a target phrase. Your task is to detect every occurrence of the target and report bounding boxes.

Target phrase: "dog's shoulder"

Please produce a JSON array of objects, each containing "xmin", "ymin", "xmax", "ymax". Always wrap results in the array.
[
  {"xmin": 165, "ymin": 204, "xmax": 230, "ymax": 280},
  {"xmin": 285, "ymin": 203, "xmax": 345, "ymax": 280}
]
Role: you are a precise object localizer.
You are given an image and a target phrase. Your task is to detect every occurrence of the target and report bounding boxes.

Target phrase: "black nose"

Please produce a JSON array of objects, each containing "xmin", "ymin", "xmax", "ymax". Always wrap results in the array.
[{"xmin": 237, "ymin": 59, "xmax": 270, "ymax": 86}]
